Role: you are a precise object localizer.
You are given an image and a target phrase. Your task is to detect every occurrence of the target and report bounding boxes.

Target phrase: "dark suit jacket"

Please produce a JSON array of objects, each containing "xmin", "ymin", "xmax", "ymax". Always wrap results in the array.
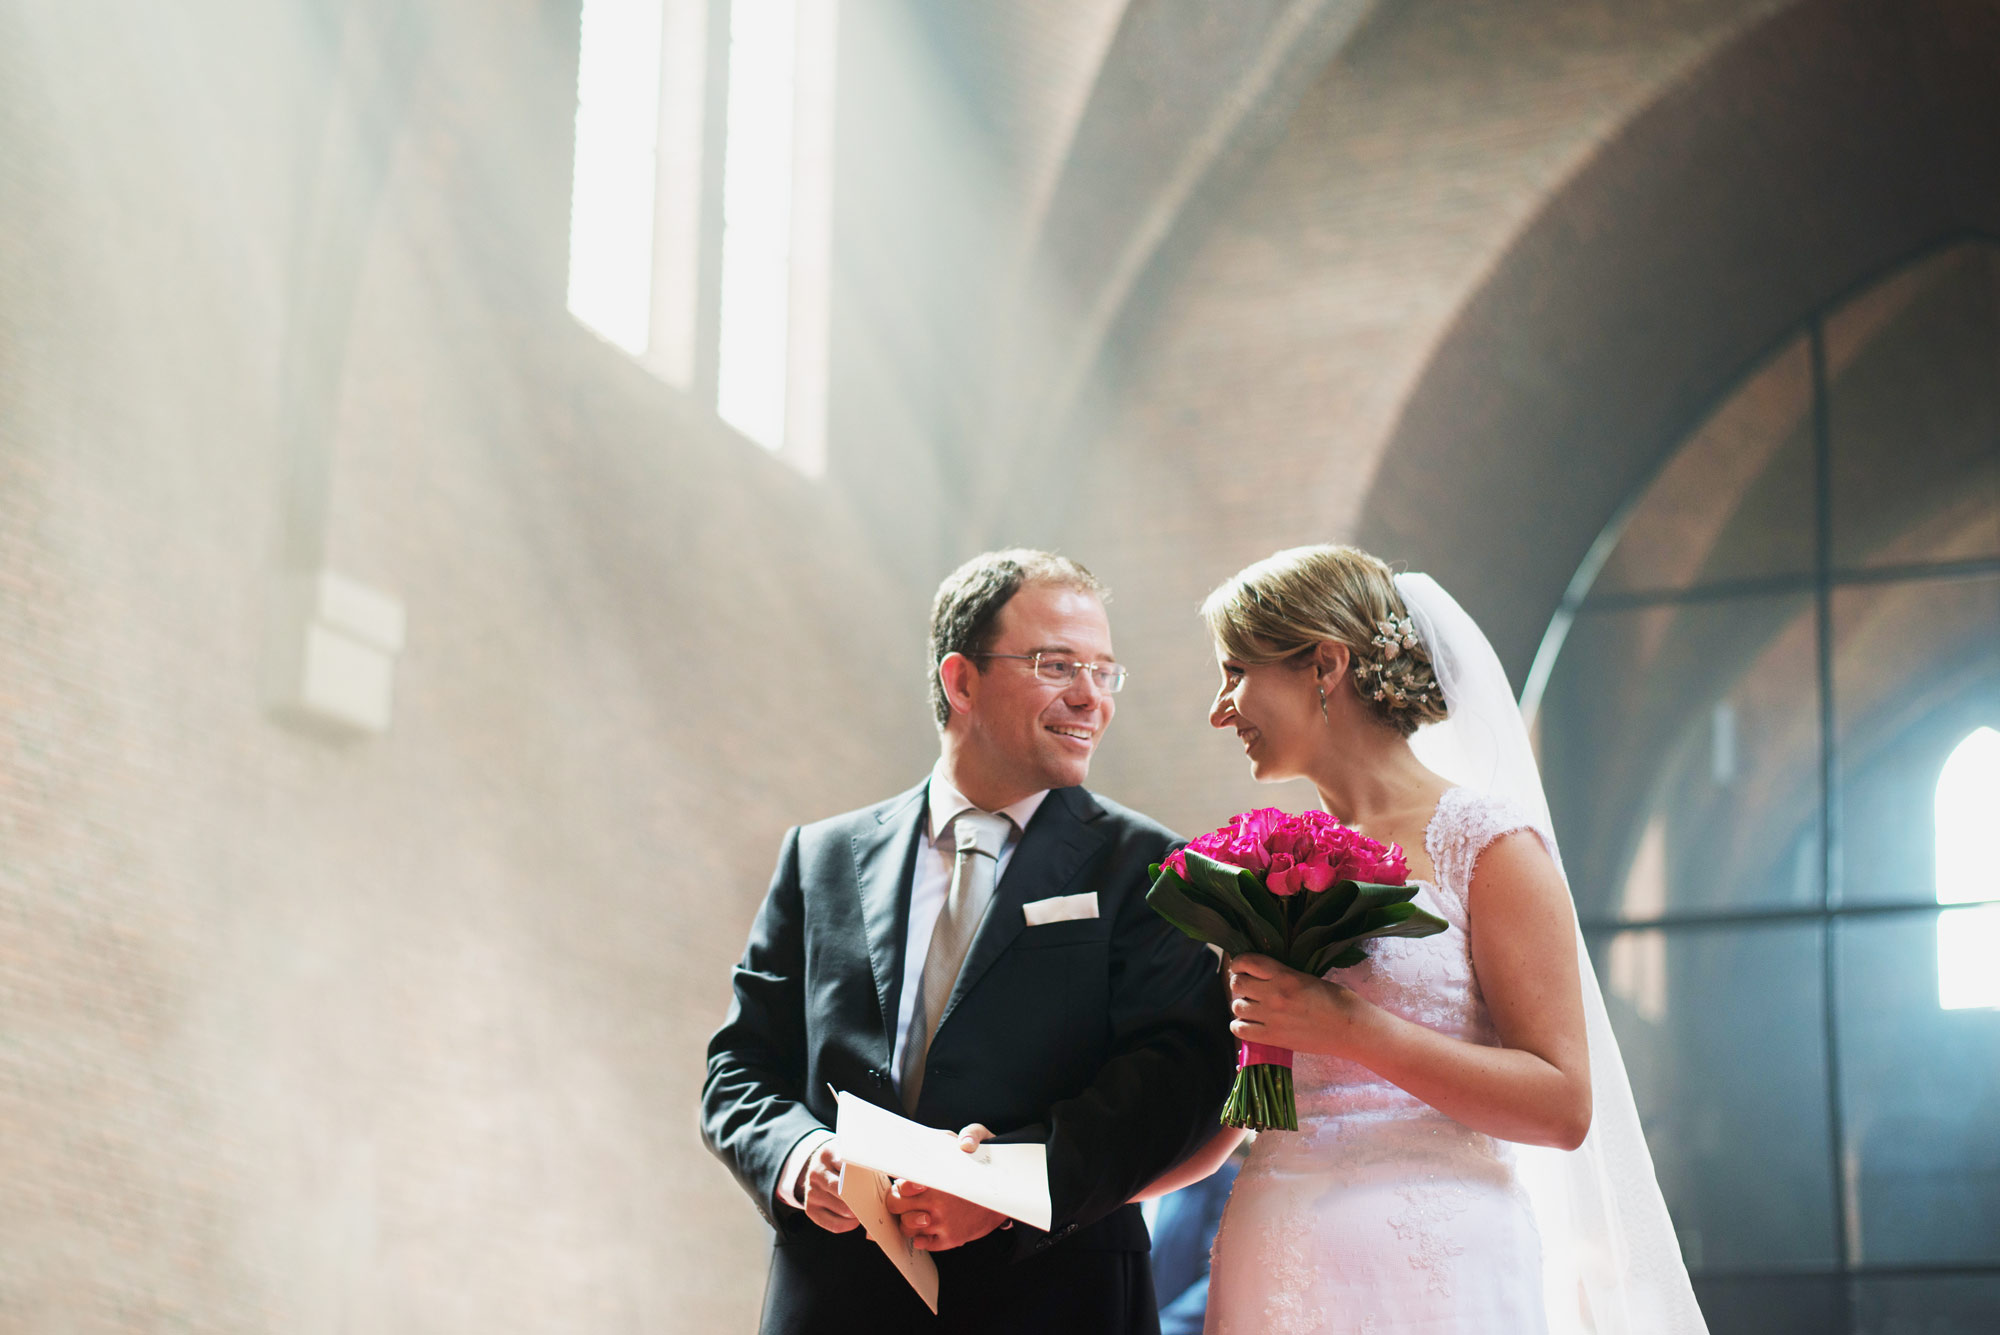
[{"xmin": 702, "ymin": 780, "xmax": 1236, "ymax": 1334}]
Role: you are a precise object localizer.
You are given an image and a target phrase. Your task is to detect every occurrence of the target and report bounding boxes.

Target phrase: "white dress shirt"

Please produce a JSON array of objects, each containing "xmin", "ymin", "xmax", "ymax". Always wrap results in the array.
[{"xmin": 777, "ymin": 765, "xmax": 1050, "ymax": 1210}]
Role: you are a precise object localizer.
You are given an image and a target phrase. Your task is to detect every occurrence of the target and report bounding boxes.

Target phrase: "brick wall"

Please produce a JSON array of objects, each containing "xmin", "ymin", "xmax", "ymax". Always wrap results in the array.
[{"xmin": 0, "ymin": 1, "xmax": 946, "ymax": 1330}]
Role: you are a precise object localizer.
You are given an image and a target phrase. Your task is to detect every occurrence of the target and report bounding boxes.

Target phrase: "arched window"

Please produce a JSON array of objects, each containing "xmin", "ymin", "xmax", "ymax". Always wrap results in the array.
[
  {"xmin": 1531, "ymin": 240, "xmax": 2000, "ymax": 1319},
  {"xmin": 1936, "ymin": 725, "xmax": 2000, "ymax": 1010}
]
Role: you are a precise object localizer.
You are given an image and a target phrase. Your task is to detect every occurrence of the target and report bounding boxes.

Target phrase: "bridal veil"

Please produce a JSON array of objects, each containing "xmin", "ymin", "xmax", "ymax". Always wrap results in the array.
[{"xmin": 1395, "ymin": 572, "xmax": 1709, "ymax": 1335}]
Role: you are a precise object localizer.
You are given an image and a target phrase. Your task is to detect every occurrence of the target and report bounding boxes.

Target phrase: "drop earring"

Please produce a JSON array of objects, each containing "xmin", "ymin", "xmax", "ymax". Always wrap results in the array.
[{"xmin": 1318, "ymin": 684, "xmax": 1329, "ymax": 720}]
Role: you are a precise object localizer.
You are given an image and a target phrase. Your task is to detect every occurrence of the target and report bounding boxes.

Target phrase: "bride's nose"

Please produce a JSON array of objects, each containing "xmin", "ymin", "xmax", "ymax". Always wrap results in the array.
[{"xmin": 1210, "ymin": 687, "xmax": 1235, "ymax": 729}]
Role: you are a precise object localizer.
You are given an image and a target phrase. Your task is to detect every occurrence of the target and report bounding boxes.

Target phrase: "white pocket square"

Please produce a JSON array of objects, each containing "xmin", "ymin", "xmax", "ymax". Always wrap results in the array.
[{"xmin": 1022, "ymin": 892, "xmax": 1099, "ymax": 926}]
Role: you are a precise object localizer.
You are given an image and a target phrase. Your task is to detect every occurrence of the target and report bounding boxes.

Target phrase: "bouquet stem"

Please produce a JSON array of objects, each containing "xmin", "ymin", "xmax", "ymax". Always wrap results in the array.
[{"xmin": 1220, "ymin": 1041, "xmax": 1297, "ymax": 1132}]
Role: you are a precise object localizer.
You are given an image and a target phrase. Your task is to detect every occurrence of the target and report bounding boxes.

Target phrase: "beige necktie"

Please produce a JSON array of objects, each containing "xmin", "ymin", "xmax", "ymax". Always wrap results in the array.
[{"xmin": 901, "ymin": 809, "xmax": 1013, "ymax": 1112}]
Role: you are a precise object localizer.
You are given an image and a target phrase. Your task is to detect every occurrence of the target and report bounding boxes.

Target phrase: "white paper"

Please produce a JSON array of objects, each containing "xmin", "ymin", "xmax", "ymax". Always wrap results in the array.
[
  {"xmin": 837, "ymin": 1161, "xmax": 939, "ymax": 1313},
  {"xmin": 834, "ymin": 1091, "xmax": 1053, "ymax": 1232},
  {"xmin": 1022, "ymin": 891, "xmax": 1099, "ymax": 925}
]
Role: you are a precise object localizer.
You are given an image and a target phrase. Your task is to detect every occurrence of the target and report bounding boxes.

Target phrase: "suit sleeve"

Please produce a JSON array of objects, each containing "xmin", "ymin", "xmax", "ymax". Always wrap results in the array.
[
  {"xmin": 700, "ymin": 826, "xmax": 828, "ymax": 1225},
  {"xmin": 1012, "ymin": 838, "xmax": 1236, "ymax": 1252}
]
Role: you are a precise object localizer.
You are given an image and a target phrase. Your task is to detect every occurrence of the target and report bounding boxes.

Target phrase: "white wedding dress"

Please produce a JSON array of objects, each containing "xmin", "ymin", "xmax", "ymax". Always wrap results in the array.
[{"xmin": 1204, "ymin": 786, "xmax": 1553, "ymax": 1335}]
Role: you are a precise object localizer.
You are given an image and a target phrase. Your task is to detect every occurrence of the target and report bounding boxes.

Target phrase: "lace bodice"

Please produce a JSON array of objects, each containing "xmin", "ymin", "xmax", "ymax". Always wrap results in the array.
[{"xmin": 1281, "ymin": 786, "xmax": 1544, "ymax": 1131}]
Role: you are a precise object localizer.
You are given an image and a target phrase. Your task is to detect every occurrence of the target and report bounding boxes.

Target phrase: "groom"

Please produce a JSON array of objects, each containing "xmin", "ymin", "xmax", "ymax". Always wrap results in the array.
[{"xmin": 702, "ymin": 550, "xmax": 1235, "ymax": 1334}]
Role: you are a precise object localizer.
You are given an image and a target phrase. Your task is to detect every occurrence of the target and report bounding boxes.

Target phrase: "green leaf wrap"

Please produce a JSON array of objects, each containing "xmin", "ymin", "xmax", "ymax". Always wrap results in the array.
[
  {"xmin": 1144, "ymin": 857, "xmax": 1449, "ymax": 979},
  {"xmin": 1177, "ymin": 852, "xmax": 1288, "ymax": 957},
  {"xmin": 1144, "ymin": 868, "xmax": 1257, "ymax": 957}
]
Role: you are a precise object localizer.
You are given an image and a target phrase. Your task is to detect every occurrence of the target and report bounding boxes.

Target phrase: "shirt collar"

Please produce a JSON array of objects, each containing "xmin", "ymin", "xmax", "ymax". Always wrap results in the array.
[{"xmin": 925, "ymin": 762, "xmax": 1051, "ymax": 846}]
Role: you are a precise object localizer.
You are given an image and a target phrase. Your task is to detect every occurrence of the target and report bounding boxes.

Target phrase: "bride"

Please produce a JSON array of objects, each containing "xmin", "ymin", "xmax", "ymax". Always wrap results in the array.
[{"xmin": 1143, "ymin": 545, "xmax": 1707, "ymax": 1335}]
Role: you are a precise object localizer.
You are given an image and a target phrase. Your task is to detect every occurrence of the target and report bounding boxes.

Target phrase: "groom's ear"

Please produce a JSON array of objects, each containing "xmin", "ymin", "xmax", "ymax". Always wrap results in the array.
[{"xmin": 938, "ymin": 652, "xmax": 980, "ymax": 721}]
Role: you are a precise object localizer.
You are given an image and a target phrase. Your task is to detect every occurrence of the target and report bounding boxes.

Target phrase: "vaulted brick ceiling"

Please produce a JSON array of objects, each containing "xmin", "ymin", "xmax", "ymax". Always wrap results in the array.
[{"xmin": 912, "ymin": 0, "xmax": 1128, "ymax": 227}]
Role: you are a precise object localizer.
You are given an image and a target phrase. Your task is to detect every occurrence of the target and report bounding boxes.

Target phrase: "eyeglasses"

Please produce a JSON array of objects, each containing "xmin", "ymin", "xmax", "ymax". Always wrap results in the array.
[{"xmin": 971, "ymin": 652, "xmax": 1128, "ymax": 694}]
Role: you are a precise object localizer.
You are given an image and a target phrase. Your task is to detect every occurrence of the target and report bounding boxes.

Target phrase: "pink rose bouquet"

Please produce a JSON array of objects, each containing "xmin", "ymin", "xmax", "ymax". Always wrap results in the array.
[{"xmin": 1149, "ymin": 808, "xmax": 1447, "ymax": 1131}]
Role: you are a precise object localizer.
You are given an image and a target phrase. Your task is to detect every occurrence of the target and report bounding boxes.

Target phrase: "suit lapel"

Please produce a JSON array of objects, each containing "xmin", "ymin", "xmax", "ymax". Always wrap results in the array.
[
  {"xmin": 938, "ymin": 786, "xmax": 1107, "ymax": 1029},
  {"xmin": 851, "ymin": 782, "xmax": 928, "ymax": 1064}
]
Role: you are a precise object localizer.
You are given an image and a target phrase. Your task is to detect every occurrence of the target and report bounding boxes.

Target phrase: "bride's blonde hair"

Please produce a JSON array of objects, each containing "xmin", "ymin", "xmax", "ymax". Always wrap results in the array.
[{"xmin": 1201, "ymin": 545, "xmax": 1448, "ymax": 737}]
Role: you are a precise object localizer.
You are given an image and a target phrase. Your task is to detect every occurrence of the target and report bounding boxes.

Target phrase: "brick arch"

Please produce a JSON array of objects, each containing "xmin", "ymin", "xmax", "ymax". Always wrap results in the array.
[{"xmin": 1358, "ymin": 0, "xmax": 2000, "ymax": 683}]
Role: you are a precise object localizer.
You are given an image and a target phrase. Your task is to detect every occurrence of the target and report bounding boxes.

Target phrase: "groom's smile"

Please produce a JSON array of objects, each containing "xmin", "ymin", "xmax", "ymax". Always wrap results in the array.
[{"xmin": 953, "ymin": 582, "xmax": 1118, "ymax": 803}]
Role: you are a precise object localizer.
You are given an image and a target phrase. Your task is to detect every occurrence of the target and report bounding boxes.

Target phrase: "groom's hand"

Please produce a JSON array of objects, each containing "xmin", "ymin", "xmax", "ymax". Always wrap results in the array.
[
  {"xmin": 886, "ymin": 1123, "xmax": 1006, "ymax": 1251},
  {"xmin": 801, "ymin": 1138, "xmax": 861, "ymax": 1234}
]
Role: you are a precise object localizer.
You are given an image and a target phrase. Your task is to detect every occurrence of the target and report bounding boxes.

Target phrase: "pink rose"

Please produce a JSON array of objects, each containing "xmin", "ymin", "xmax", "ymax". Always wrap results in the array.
[
  {"xmin": 1263, "ymin": 818, "xmax": 1315, "ymax": 869},
  {"xmin": 1164, "ymin": 819, "xmax": 1272, "ymax": 879},
  {"xmin": 1296, "ymin": 856, "xmax": 1339, "ymax": 893}
]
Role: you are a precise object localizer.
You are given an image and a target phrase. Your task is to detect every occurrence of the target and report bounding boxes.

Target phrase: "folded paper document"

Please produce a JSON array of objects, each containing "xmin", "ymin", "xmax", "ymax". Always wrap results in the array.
[
  {"xmin": 837, "ymin": 1161, "xmax": 940, "ymax": 1314},
  {"xmin": 834, "ymin": 1091, "xmax": 1054, "ymax": 1233}
]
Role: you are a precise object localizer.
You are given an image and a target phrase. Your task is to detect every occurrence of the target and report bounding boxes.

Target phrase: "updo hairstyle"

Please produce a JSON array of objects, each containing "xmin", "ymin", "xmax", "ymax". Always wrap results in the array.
[{"xmin": 1200, "ymin": 545, "xmax": 1448, "ymax": 737}]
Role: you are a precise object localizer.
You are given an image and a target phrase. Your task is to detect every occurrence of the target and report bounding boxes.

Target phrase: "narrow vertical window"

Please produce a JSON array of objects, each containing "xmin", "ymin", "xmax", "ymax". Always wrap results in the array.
[
  {"xmin": 647, "ymin": 0, "xmax": 710, "ymax": 388},
  {"xmin": 567, "ymin": 0, "xmax": 667, "ymax": 356},
  {"xmin": 784, "ymin": 0, "xmax": 838, "ymax": 473},
  {"xmin": 715, "ymin": 0, "xmax": 797, "ymax": 452},
  {"xmin": 1935, "ymin": 725, "xmax": 2000, "ymax": 1010},
  {"xmin": 716, "ymin": 0, "xmax": 837, "ymax": 469}
]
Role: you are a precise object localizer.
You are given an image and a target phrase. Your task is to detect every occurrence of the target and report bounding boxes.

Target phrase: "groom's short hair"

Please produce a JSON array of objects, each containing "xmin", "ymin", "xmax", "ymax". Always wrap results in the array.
[{"xmin": 928, "ymin": 549, "xmax": 1105, "ymax": 729}]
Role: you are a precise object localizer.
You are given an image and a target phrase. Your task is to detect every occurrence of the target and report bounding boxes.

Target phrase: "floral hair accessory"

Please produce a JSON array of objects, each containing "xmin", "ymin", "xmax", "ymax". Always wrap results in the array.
[
  {"xmin": 1352, "ymin": 614, "xmax": 1438, "ymax": 712},
  {"xmin": 1371, "ymin": 616, "xmax": 1419, "ymax": 660}
]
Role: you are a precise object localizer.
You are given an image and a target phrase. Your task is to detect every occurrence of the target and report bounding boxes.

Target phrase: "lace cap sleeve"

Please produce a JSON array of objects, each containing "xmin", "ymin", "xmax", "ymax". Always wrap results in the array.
[{"xmin": 1424, "ymin": 787, "xmax": 1555, "ymax": 922}]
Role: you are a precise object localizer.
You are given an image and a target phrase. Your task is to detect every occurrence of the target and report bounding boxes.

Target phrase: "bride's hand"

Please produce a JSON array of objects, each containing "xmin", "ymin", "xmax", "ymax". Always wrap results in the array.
[{"xmin": 1226, "ymin": 954, "xmax": 1370, "ymax": 1056}]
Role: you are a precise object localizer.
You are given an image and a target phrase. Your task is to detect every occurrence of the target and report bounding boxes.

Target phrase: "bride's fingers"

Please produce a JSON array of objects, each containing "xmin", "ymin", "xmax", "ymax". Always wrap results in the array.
[
  {"xmin": 1227, "ymin": 953, "xmax": 1281, "ymax": 981},
  {"xmin": 1227, "ymin": 985, "xmax": 1260, "ymax": 1010},
  {"xmin": 1228, "ymin": 972, "xmax": 1279, "ymax": 1002}
]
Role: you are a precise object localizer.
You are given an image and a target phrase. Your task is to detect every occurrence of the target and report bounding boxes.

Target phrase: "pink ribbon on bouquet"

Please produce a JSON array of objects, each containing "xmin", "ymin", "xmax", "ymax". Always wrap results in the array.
[{"xmin": 1237, "ymin": 1040, "xmax": 1294, "ymax": 1069}]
